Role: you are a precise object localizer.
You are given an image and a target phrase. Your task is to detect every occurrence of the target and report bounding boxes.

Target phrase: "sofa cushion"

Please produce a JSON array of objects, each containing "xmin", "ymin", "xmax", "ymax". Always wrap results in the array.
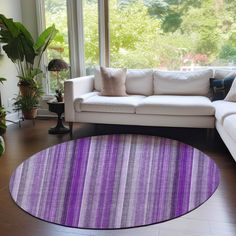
[
  {"xmin": 76, "ymin": 95, "xmax": 145, "ymax": 114},
  {"xmin": 213, "ymin": 100, "xmax": 236, "ymax": 123},
  {"xmin": 95, "ymin": 68, "xmax": 153, "ymax": 95},
  {"xmin": 125, "ymin": 69, "xmax": 153, "ymax": 95},
  {"xmin": 136, "ymin": 95, "xmax": 215, "ymax": 116},
  {"xmin": 73, "ymin": 92, "xmax": 99, "ymax": 112},
  {"xmin": 153, "ymin": 69, "xmax": 213, "ymax": 96},
  {"xmin": 223, "ymin": 114, "xmax": 236, "ymax": 143}
]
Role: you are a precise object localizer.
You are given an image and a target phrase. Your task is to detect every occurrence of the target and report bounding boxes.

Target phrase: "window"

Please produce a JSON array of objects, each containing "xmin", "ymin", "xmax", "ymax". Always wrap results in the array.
[
  {"xmin": 44, "ymin": 0, "xmax": 70, "ymax": 93},
  {"xmin": 83, "ymin": 0, "xmax": 99, "ymax": 75},
  {"xmin": 109, "ymin": 0, "xmax": 160, "ymax": 68},
  {"xmin": 38, "ymin": 0, "xmax": 236, "ymax": 95},
  {"xmin": 109, "ymin": 0, "xmax": 236, "ymax": 70}
]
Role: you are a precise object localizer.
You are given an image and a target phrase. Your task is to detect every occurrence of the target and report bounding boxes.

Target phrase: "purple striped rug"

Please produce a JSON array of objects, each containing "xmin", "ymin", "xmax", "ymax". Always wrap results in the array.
[{"xmin": 9, "ymin": 134, "xmax": 220, "ymax": 229}]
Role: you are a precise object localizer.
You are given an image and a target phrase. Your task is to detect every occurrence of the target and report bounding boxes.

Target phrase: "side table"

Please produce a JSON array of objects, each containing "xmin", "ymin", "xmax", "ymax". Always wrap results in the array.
[{"xmin": 47, "ymin": 101, "xmax": 70, "ymax": 134}]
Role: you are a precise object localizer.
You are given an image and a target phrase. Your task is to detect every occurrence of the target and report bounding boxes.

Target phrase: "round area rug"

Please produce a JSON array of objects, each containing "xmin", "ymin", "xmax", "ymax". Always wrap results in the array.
[{"xmin": 9, "ymin": 134, "xmax": 220, "ymax": 229}]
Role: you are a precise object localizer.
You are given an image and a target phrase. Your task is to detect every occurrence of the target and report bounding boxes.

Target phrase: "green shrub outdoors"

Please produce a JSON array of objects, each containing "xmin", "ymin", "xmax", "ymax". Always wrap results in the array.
[{"xmin": 45, "ymin": 0, "xmax": 236, "ymax": 71}]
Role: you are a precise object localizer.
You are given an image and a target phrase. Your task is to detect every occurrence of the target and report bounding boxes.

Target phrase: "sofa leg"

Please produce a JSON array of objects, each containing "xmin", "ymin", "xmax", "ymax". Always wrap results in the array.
[{"xmin": 69, "ymin": 122, "xmax": 73, "ymax": 138}]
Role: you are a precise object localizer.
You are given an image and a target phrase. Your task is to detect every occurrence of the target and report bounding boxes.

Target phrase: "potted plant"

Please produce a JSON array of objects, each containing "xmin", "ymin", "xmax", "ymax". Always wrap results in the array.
[
  {"xmin": 0, "ymin": 136, "xmax": 5, "ymax": 157},
  {"xmin": 0, "ymin": 106, "xmax": 6, "ymax": 134},
  {"xmin": 55, "ymin": 89, "xmax": 64, "ymax": 102},
  {"xmin": 0, "ymin": 14, "xmax": 58, "ymax": 103},
  {"xmin": 14, "ymin": 95, "xmax": 40, "ymax": 119}
]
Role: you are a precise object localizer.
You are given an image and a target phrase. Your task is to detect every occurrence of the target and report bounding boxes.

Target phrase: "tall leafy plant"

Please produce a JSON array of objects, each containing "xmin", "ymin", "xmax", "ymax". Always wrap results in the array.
[{"xmin": 0, "ymin": 14, "xmax": 58, "ymax": 86}]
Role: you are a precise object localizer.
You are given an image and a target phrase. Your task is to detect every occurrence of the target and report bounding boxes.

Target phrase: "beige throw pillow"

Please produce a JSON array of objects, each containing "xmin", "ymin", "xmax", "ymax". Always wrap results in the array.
[
  {"xmin": 100, "ymin": 67, "xmax": 127, "ymax": 96},
  {"xmin": 224, "ymin": 78, "xmax": 236, "ymax": 102}
]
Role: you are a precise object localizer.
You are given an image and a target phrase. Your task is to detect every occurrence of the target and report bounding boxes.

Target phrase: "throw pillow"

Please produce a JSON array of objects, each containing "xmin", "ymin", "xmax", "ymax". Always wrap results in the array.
[
  {"xmin": 225, "ymin": 77, "xmax": 236, "ymax": 102},
  {"xmin": 210, "ymin": 75, "xmax": 235, "ymax": 101},
  {"xmin": 100, "ymin": 66, "xmax": 127, "ymax": 96}
]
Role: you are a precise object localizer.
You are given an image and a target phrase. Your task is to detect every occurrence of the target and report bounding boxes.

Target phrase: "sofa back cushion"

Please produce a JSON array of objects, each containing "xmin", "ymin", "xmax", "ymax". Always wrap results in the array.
[
  {"xmin": 153, "ymin": 69, "xmax": 213, "ymax": 96},
  {"xmin": 214, "ymin": 69, "xmax": 236, "ymax": 80},
  {"xmin": 126, "ymin": 69, "xmax": 153, "ymax": 96},
  {"xmin": 95, "ymin": 68, "xmax": 153, "ymax": 96}
]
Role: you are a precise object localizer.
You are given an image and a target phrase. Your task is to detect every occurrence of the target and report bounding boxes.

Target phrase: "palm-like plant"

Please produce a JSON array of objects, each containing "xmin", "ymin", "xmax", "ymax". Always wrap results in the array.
[
  {"xmin": 14, "ymin": 95, "xmax": 39, "ymax": 112},
  {"xmin": 0, "ymin": 14, "xmax": 58, "ymax": 87}
]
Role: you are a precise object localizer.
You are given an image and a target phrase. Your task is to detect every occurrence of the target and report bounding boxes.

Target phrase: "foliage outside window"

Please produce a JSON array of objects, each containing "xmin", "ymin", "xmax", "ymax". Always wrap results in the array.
[
  {"xmin": 44, "ymin": 0, "xmax": 236, "ymax": 84},
  {"xmin": 45, "ymin": 0, "xmax": 70, "ymax": 93},
  {"xmin": 109, "ymin": 0, "xmax": 236, "ymax": 69},
  {"xmin": 83, "ymin": 0, "xmax": 99, "ymax": 75}
]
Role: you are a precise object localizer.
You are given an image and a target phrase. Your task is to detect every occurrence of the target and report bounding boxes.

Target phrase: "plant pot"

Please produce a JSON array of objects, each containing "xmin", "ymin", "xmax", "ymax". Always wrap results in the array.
[
  {"xmin": 57, "ymin": 96, "xmax": 64, "ymax": 102},
  {"xmin": 18, "ymin": 84, "xmax": 36, "ymax": 97},
  {"xmin": 23, "ymin": 108, "xmax": 38, "ymax": 120}
]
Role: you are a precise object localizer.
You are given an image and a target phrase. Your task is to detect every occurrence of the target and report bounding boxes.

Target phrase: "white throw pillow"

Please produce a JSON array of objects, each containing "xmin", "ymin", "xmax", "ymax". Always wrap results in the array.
[
  {"xmin": 153, "ymin": 69, "xmax": 213, "ymax": 96},
  {"xmin": 224, "ymin": 78, "xmax": 236, "ymax": 102},
  {"xmin": 126, "ymin": 69, "xmax": 153, "ymax": 96}
]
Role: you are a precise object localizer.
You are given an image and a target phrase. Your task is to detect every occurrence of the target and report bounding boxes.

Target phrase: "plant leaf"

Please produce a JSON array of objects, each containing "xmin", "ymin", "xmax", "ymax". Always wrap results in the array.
[
  {"xmin": 0, "ymin": 14, "xmax": 20, "ymax": 38},
  {"xmin": 15, "ymin": 22, "xmax": 34, "ymax": 45},
  {"xmin": 30, "ymin": 68, "xmax": 42, "ymax": 78},
  {"xmin": 0, "ymin": 78, "xmax": 6, "ymax": 84},
  {"xmin": 34, "ymin": 24, "xmax": 58, "ymax": 55},
  {"xmin": 20, "ymin": 34, "xmax": 36, "ymax": 64},
  {"xmin": 2, "ymin": 39, "xmax": 24, "ymax": 62}
]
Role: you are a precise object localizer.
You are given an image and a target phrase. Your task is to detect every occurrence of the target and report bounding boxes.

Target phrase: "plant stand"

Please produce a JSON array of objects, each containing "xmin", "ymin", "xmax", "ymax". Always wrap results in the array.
[{"xmin": 47, "ymin": 101, "xmax": 70, "ymax": 134}]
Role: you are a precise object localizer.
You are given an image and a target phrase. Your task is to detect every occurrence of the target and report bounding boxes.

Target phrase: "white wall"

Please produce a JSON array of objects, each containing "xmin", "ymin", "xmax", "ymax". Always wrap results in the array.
[{"xmin": 0, "ymin": 0, "xmax": 22, "ymax": 113}]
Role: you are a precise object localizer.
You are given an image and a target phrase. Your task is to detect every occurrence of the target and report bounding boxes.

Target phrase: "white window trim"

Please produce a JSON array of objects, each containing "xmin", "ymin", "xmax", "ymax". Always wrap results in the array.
[
  {"xmin": 35, "ymin": 0, "xmax": 50, "ymax": 95},
  {"xmin": 99, "ymin": 0, "xmax": 109, "ymax": 67},
  {"xmin": 67, "ymin": 0, "xmax": 86, "ymax": 77}
]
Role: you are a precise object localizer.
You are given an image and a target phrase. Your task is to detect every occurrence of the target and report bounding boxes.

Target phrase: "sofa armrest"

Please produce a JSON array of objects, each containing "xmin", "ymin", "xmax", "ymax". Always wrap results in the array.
[{"xmin": 64, "ymin": 75, "xmax": 94, "ymax": 122}]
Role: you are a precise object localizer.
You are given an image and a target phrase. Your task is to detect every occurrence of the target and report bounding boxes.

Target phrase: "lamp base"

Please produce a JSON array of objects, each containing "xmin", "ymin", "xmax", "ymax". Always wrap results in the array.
[{"xmin": 48, "ymin": 125, "xmax": 70, "ymax": 135}]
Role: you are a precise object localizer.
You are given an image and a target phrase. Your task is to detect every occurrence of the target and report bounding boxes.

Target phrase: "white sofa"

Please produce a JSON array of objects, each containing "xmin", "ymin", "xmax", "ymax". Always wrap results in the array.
[
  {"xmin": 64, "ymin": 68, "xmax": 236, "ymax": 161},
  {"xmin": 213, "ymin": 101, "xmax": 236, "ymax": 160}
]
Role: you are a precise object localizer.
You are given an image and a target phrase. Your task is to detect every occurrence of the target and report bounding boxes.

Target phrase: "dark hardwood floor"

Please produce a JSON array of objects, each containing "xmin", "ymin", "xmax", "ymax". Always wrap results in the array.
[{"xmin": 0, "ymin": 119, "xmax": 236, "ymax": 236}]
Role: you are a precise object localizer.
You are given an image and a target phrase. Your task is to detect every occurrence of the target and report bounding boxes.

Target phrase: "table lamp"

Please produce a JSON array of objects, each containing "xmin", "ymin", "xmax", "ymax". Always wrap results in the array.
[{"xmin": 48, "ymin": 59, "xmax": 69, "ymax": 102}]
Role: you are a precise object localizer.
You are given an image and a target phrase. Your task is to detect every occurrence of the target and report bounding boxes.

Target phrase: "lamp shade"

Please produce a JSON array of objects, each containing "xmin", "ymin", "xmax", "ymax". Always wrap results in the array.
[{"xmin": 48, "ymin": 59, "xmax": 69, "ymax": 72}]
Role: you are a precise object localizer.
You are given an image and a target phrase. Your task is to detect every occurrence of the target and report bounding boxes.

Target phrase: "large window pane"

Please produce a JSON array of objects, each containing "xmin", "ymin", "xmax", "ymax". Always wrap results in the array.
[
  {"xmin": 109, "ymin": 0, "xmax": 236, "ymax": 70},
  {"xmin": 83, "ymin": 0, "xmax": 99, "ymax": 75},
  {"xmin": 45, "ymin": 0, "xmax": 70, "ymax": 93}
]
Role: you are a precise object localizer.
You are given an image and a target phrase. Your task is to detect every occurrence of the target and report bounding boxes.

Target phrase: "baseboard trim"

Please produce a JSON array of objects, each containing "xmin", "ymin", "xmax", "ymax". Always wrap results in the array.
[{"xmin": 6, "ymin": 109, "xmax": 58, "ymax": 126}]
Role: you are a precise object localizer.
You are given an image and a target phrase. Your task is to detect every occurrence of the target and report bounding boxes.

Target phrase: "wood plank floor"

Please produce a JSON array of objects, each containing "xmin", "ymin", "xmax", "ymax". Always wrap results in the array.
[{"xmin": 0, "ymin": 119, "xmax": 235, "ymax": 236}]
